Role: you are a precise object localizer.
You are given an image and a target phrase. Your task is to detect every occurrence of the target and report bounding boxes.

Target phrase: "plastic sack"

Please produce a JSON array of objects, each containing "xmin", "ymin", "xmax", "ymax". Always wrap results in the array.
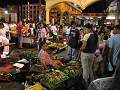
[{"xmin": 107, "ymin": 61, "xmax": 113, "ymax": 71}]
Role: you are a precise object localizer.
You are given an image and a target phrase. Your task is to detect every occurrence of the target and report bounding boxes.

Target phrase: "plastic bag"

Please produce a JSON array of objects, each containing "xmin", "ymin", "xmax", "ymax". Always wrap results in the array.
[{"xmin": 107, "ymin": 61, "xmax": 113, "ymax": 71}]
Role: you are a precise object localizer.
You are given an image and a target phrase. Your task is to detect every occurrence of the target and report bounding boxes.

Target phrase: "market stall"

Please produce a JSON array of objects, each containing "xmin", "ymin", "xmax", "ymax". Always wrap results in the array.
[{"xmin": 0, "ymin": 48, "xmax": 84, "ymax": 90}]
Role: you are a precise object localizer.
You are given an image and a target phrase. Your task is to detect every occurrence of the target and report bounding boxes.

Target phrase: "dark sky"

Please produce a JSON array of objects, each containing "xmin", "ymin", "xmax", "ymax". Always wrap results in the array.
[
  {"xmin": 82, "ymin": 0, "xmax": 113, "ymax": 13},
  {"xmin": 0, "ymin": 0, "xmax": 113, "ymax": 13},
  {"xmin": 0, "ymin": 0, "xmax": 46, "ymax": 7}
]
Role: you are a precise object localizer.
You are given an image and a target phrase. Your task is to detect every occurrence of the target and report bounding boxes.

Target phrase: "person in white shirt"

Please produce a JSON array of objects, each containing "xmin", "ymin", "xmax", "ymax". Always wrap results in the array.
[
  {"xmin": 51, "ymin": 24, "xmax": 58, "ymax": 42},
  {"xmin": 51, "ymin": 24, "xmax": 58, "ymax": 36},
  {"xmin": 0, "ymin": 36, "xmax": 9, "ymax": 55},
  {"xmin": 0, "ymin": 23, "xmax": 9, "ymax": 54},
  {"xmin": 0, "ymin": 23, "xmax": 6, "ymax": 37}
]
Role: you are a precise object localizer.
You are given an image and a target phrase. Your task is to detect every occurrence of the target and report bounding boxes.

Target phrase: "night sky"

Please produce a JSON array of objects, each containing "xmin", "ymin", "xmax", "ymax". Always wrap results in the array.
[
  {"xmin": 0, "ymin": 0, "xmax": 113, "ymax": 13},
  {"xmin": 0, "ymin": 0, "xmax": 46, "ymax": 7},
  {"xmin": 82, "ymin": 0, "xmax": 113, "ymax": 13}
]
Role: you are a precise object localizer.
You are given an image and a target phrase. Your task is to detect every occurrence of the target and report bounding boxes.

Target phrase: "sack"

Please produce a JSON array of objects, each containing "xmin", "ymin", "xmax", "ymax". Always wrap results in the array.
[{"xmin": 107, "ymin": 61, "xmax": 113, "ymax": 71}]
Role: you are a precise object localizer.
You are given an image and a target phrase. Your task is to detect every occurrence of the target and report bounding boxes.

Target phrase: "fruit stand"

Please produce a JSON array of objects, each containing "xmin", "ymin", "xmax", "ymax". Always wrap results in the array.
[
  {"xmin": 0, "ymin": 48, "xmax": 84, "ymax": 90},
  {"xmin": 32, "ymin": 61, "xmax": 83, "ymax": 90}
]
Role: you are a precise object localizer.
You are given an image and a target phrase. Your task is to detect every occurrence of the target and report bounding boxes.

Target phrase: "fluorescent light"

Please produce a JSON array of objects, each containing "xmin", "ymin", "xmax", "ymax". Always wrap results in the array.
[
  {"xmin": 98, "ymin": 17, "xmax": 102, "ymax": 19},
  {"xmin": 4, "ymin": 10, "xmax": 8, "ymax": 14},
  {"xmin": 106, "ymin": 16, "xmax": 115, "ymax": 20}
]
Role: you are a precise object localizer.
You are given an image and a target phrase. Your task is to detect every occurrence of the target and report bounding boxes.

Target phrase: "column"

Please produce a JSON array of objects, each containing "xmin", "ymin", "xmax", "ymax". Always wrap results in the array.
[
  {"xmin": 46, "ymin": 8, "xmax": 50, "ymax": 24},
  {"xmin": 60, "ymin": 12, "xmax": 63, "ymax": 25}
]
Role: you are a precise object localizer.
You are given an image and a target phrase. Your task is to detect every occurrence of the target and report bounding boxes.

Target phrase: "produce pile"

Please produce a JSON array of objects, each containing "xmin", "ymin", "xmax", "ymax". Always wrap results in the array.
[
  {"xmin": 32, "ymin": 61, "xmax": 81, "ymax": 89},
  {"xmin": 62, "ymin": 65, "xmax": 81, "ymax": 78},
  {"xmin": 34, "ymin": 70, "xmax": 69, "ymax": 89},
  {"xmin": 46, "ymin": 41, "xmax": 67, "ymax": 49}
]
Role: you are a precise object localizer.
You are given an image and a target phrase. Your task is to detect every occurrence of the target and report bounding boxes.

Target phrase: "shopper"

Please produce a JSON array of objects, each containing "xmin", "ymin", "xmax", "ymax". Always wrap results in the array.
[
  {"xmin": 37, "ymin": 23, "xmax": 47, "ymax": 51},
  {"xmin": 111, "ymin": 50, "xmax": 120, "ymax": 90},
  {"xmin": 67, "ymin": 21, "xmax": 80, "ymax": 60},
  {"xmin": 51, "ymin": 23, "xmax": 58, "ymax": 42},
  {"xmin": 81, "ymin": 23, "xmax": 98, "ymax": 86},
  {"xmin": 17, "ymin": 21, "xmax": 23, "ymax": 48},
  {"xmin": 107, "ymin": 24, "xmax": 120, "ymax": 71}
]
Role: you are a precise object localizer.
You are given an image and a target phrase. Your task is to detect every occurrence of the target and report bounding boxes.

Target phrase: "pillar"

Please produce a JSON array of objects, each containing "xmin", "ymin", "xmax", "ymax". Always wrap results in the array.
[
  {"xmin": 60, "ymin": 12, "xmax": 63, "ymax": 25},
  {"xmin": 46, "ymin": 8, "xmax": 50, "ymax": 24}
]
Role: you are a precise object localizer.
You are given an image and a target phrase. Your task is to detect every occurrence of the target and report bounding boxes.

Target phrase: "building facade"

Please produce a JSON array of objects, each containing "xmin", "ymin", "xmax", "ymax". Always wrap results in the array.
[{"xmin": 18, "ymin": 4, "xmax": 45, "ymax": 22}]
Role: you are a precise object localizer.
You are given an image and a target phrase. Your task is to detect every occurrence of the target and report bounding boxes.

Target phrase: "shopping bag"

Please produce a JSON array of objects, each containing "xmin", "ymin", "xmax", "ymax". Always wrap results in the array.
[{"xmin": 107, "ymin": 61, "xmax": 113, "ymax": 71}]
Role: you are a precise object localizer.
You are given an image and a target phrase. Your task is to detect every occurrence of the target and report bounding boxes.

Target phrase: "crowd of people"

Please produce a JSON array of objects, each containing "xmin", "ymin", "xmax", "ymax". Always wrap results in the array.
[
  {"xmin": 35, "ymin": 21, "xmax": 120, "ymax": 89},
  {"xmin": 0, "ymin": 20, "xmax": 120, "ymax": 89}
]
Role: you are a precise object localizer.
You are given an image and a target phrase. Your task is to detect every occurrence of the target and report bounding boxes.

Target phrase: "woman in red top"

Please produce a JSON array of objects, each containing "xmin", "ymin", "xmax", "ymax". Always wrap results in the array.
[
  {"xmin": 17, "ymin": 21, "xmax": 23, "ymax": 48},
  {"xmin": 38, "ymin": 42, "xmax": 63, "ymax": 69}
]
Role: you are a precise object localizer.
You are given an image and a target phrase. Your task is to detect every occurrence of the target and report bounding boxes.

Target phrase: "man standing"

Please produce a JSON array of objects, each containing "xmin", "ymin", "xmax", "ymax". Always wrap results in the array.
[
  {"xmin": 67, "ymin": 21, "xmax": 80, "ymax": 60},
  {"xmin": 107, "ymin": 24, "xmax": 120, "ymax": 70},
  {"xmin": 81, "ymin": 23, "xmax": 98, "ymax": 86},
  {"xmin": 51, "ymin": 23, "xmax": 58, "ymax": 42}
]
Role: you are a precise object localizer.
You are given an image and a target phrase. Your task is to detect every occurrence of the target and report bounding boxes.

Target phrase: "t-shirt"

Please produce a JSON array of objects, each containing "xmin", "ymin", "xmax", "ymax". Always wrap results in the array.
[
  {"xmin": 38, "ymin": 49, "xmax": 53, "ymax": 66},
  {"xmin": 0, "ymin": 36, "xmax": 9, "ymax": 53},
  {"xmin": 0, "ymin": 28, "xmax": 7, "ymax": 37},
  {"xmin": 51, "ymin": 26, "xmax": 57, "ymax": 35},
  {"xmin": 83, "ymin": 33, "xmax": 98, "ymax": 53},
  {"xmin": 38, "ymin": 28, "xmax": 47, "ymax": 39},
  {"xmin": 107, "ymin": 34, "xmax": 120, "ymax": 65},
  {"xmin": 17, "ymin": 24, "xmax": 23, "ymax": 36},
  {"xmin": 66, "ymin": 27, "xmax": 71, "ymax": 35},
  {"xmin": 68, "ymin": 28, "xmax": 80, "ymax": 49}
]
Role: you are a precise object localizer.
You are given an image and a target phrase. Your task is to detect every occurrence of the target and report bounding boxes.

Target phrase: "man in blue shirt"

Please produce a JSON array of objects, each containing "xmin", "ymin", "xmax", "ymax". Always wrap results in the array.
[{"xmin": 108, "ymin": 24, "xmax": 120, "ymax": 67}]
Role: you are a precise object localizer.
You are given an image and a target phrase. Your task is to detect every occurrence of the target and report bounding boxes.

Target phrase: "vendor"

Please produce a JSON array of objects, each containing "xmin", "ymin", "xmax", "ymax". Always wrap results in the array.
[
  {"xmin": 0, "ymin": 35, "xmax": 9, "ymax": 55},
  {"xmin": 38, "ymin": 42, "xmax": 62, "ymax": 69},
  {"xmin": 0, "ymin": 23, "xmax": 9, "ymax": 54}
]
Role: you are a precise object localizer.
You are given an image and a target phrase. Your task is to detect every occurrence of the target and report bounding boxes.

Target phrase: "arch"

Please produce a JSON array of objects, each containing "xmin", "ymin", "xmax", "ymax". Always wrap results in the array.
[
  {"xmin": 46, "ymin": 0, "xmax": 81, "ymax": 10},
  {"xmin": 45, "ymin": 0, "xmax": 100, "ymax": 24},
  {"xmin": 46, "ymin": 0, "xmax": 100, "ymax": 10}
]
